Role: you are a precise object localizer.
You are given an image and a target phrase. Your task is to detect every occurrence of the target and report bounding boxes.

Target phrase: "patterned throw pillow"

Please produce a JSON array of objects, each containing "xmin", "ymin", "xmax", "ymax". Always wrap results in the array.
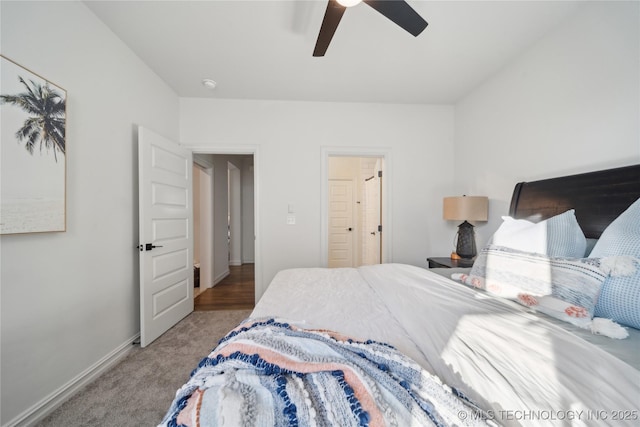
[
  {"xmin": 453, "ymin": 245, "xmax": 608, "ymax": 329},
  {"xmin": 491, "ymin": 209, "xmax": 587, "ymax": 258},
  {"xmin": 591, "ymin": 198, "xmax": 640, "ymax": 330}
]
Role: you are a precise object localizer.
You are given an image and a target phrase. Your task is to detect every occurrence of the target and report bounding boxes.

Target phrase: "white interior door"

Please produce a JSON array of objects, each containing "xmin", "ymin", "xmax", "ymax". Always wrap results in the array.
[
  {"xmin": 363, "ymin": 171, "xmax": 381, "ymax": 265},
  {"xmin": 138, "ymin": 127, "xmax": 193, "ymax": 347},
  {"xmin": 328, "ymin": 179, "xmax": 354, "ymax": 268}
]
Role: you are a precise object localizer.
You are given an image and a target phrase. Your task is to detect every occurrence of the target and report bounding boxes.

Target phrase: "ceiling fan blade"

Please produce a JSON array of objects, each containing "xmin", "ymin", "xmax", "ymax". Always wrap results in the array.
[
  {"xmin": 364, "ymin": 0, "xmax": 428, "ymax": 37},
  {"xmin": 313, "ymin": 0, "xmax": 346, "ymax": 57}
]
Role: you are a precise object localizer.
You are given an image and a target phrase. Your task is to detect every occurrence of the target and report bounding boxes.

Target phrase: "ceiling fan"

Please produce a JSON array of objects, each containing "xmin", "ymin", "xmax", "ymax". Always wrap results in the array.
[{"xmin": 313, "ymin": 0, "xmax": 428, "ymax": 57}]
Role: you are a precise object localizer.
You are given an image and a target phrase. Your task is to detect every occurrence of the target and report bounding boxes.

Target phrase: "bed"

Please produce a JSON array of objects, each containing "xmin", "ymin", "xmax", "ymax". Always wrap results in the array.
[{"xmin": 161, "ymin": 164, "xmax": 640, "ymax": 426}]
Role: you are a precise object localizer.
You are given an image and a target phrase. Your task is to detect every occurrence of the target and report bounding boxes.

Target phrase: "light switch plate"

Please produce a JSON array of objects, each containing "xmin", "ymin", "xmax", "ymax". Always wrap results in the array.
[{"xmin": 286, "ymin": 215, "xmax": 296, "ymax": 225}]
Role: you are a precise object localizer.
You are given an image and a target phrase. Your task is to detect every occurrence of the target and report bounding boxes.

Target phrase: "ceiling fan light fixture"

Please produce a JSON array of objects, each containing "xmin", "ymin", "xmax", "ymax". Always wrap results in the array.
[
  {"xmin": 337, "ymin": 0, "xmax": 362, "ymax": 7},
  {"xmin": 313, "ymin": 0, "xmax": 428, "ymax": 57},
  {"xmin": 202, "ymin": 79, "xmax": 217, "ymax": 90}
]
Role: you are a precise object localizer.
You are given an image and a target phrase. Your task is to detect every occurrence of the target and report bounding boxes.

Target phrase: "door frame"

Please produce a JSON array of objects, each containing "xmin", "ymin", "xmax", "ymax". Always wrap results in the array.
[
  {"xmin": 184, "ymin": 144, "xmax": 261, "ymax": 303},
  {"xmin": 321, "ymin": 146, "xmax": 391, "ymax": 267}
]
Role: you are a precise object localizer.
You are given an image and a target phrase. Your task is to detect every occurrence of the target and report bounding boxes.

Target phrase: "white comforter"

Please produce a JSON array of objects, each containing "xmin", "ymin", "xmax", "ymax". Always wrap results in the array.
[{"xmin": 252, "ymin": 263, "xmax": 640, "ymax": 426}]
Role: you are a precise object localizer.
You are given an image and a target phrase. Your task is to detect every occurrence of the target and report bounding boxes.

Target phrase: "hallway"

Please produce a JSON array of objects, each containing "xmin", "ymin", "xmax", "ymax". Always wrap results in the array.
[{"xmin": 194, "ymin": 264, "xmax": 255, "ymax": 311}]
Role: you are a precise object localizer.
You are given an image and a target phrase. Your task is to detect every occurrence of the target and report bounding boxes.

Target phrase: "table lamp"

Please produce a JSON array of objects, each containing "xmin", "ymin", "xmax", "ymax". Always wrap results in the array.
[{"xmin": 443, "ymin": 196, "xmax": 488, "ymax": 259}]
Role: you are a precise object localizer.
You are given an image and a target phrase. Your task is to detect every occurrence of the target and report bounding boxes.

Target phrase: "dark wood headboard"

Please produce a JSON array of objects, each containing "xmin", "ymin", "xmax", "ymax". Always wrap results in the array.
[{"xmin": 508, "ymin": 164, "xmax": 640, "ymax": 239}]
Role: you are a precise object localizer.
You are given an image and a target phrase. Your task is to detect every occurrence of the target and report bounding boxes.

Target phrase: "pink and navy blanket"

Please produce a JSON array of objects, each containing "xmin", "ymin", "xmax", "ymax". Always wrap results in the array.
[{"xmin": 159, "ymin": 318, "xmax": 489, "ymax": 427}]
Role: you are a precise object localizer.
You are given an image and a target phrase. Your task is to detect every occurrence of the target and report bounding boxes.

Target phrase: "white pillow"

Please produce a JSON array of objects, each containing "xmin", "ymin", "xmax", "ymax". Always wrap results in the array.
[{"xmin": 491, "ymin": 209, "xmax": 586, "ymax": 258}]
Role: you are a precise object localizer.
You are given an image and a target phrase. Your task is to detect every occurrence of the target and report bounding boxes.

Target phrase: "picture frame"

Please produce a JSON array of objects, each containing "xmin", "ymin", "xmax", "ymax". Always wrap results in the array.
[{"xmin": 1, "ymin": 55, "xmax": 66, "ymax": 234}]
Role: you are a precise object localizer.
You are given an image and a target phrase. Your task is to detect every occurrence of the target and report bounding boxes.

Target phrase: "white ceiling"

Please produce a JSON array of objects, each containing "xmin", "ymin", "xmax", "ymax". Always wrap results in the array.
[{"xmin": 84, "ymin": 0, "xmax": 583, "ymax": 104}]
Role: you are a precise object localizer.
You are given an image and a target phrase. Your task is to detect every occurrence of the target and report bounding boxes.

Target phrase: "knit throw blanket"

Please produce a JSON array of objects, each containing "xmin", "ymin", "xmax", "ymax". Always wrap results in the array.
[{"xmin": 159, "ymin": 318, "xmax": 489, "ymax": 427}]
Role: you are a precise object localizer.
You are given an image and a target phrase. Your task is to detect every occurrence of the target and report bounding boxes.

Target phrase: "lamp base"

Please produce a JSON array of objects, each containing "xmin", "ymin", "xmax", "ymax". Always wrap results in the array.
[{"xmin": 455, "ymin": 220, "xmax": 477, "ymax": 259}]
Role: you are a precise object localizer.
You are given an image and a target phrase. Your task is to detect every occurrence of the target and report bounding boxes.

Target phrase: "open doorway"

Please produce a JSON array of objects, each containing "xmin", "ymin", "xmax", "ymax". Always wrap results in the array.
[
  {"xmin": 192, "ymin": 153, "xmax": 255, "ymax": 310},
  {"xmin": 327, "ymin": 156, "xmax": 383, "ymax": 268}
]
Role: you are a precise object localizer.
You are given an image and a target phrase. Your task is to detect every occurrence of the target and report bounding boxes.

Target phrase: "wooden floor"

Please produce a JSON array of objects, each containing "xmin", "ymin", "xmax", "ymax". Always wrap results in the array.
[{"xmin": 195, "ymin": 264, "xmax": 255, "ymax": 311}]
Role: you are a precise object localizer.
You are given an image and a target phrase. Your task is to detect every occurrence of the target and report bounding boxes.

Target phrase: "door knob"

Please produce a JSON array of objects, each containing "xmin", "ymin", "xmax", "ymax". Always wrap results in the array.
[
  {"xmin": 347, "ymin": 227, "xmax": 353, "ymax": 231},
  {"xmin": 137, "ymin": 243, "xmax": 164, "ymax": 251}
]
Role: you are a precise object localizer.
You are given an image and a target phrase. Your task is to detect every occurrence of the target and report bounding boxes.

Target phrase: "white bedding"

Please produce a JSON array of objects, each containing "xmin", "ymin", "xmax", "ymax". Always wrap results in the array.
[{"xmin": 252, "ymin": 263, "xmax": 640, "ymax": 426}]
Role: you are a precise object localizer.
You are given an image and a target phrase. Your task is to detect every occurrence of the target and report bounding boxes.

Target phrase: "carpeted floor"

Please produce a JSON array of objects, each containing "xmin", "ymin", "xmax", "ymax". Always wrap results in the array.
[{"xmin": 36, "ymin": 310, "xmax": 253, "ymax": 427}]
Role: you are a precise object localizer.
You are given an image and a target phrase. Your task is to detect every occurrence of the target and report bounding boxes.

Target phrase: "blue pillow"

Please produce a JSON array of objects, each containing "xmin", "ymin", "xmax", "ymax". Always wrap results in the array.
[
  {"xmin": 591, "ymin": 198, "xmax": 640, "ymax": 329},
  {"xmin": 455, "ymin": 245, "xmax": 608, "ymax": 329}
]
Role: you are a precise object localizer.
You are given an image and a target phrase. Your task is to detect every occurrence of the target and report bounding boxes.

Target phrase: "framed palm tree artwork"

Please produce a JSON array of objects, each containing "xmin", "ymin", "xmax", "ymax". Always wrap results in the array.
[{"xmin": 1, "ymin": 55, "xmax": 66, "ymax": 234}]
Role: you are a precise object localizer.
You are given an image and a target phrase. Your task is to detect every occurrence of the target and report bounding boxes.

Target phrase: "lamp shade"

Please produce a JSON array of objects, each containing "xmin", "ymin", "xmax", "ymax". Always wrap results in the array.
[{"xmin": 443, "ymin": 196, "xmax": 488, "ymax": 221}]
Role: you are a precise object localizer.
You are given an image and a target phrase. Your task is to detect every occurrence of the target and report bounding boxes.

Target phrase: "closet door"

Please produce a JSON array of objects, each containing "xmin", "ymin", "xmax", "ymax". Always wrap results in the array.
[{"xmin": 328, "ymin": 179, "xmax": 355, "ymax": 268}]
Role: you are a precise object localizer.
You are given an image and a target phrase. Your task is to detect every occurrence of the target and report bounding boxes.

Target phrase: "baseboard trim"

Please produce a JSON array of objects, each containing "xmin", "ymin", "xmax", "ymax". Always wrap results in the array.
[
  {"xmin": 4, "ymin": 333, "xmax": 140, "ymax": 427},
  {"xmin": 213, "ymin": 269, "xmax": 230, "ymax": 286},
  {"xmin": 229, "ymin": 259, "xmax": 242, "ymax": 266}
]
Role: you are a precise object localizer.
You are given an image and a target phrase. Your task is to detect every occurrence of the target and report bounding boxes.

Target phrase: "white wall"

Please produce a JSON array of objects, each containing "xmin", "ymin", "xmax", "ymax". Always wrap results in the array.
[
  {"xmin": 0, "ymin": 1, "xmax": 179, "ymax": 424},
  {"xmin": 193, "ymin": 164, "xmax": 203, "ymax": 265},
  {"xmin": 454, "ymin": 1, "xmax": 640, "ymax": 248},
  {"xmin": 241, "ymin": 157, "xmax": 255, "ymax": 263},
  {"xmin": 193, "ymin": 161, "xmax": 214, "ymax": 288},
  {"xmin": 228, "ymin": 162, "xmax": 242, "ymax": 266},
  {"xmin": 180, "ymin": 99, "xmax": 456, "ymax": 298},
  {"xmin": 211, "ymin": 156, "xmax": 231, "ymax": 283}
]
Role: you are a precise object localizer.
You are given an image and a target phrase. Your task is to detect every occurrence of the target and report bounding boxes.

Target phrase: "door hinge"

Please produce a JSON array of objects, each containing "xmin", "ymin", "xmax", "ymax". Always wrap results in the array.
[
  {"xmin": 378, "ymin": 225, "xmax": 382, "ymax": 232},
  {"xmin": 137, "ymin": 243, "xmax": 163, "ymax": 251},
  {"xmin": 378, "ymin": 170, "xmax": 382, "ymax": 178}
]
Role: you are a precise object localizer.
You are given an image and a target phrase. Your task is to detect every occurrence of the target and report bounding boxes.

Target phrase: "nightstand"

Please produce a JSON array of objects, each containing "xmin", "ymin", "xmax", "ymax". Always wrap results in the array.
[{"xmin": 427, "ymin": 257, "xmax": 475, "ymax": 269}]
